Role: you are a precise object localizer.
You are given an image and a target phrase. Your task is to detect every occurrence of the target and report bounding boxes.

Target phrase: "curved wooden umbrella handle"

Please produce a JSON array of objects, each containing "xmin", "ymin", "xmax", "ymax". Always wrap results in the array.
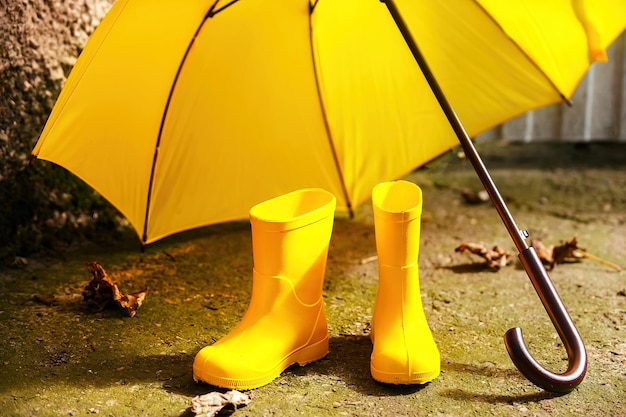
[{"xmin": 505, "ymin": 248, "xmax": 587, "ymax": 393}]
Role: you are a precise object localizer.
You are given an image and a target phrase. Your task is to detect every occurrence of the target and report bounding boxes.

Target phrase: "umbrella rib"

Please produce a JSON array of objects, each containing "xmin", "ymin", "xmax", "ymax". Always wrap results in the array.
[
  {"xmin": 207, "ymin": 0, "xmax": 240, "ymax": 17},
  {"xmin": 470, "ymin": 0, "xmax": 571, "ymax": 105},
  {"xmin": 307, "ymin": 5, "xmax": 354, "ymax": 217},
  {"xmin": 141, "ymin": 9, "xmax": 214, "ymax": 244}
]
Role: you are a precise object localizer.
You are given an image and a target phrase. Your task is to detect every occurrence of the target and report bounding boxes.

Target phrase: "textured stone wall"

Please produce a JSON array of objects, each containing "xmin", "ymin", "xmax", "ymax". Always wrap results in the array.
[
  {"xmin": 1, "ymin": 0, "xmax": 114, "ymax": 168},
  {"xmin": 0, "ymin": 0, "xmax": 115, "ymax": 257}
]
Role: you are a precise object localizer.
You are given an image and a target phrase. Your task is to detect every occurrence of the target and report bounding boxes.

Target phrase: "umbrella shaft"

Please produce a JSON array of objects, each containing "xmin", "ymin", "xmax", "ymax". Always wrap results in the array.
[{"xmin": 383, "ymin": 0, "xmax": 529, "ymax": 253}]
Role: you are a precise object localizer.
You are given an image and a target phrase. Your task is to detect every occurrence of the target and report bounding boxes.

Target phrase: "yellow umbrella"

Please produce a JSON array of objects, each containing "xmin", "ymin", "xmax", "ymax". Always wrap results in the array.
[
  {"xmin": 32, "ymin": 0, "xmax": 625, "ymax": 245},
  {"xmin": 31, "ymin": 0, "xmax": 625, "ymax": 392}
]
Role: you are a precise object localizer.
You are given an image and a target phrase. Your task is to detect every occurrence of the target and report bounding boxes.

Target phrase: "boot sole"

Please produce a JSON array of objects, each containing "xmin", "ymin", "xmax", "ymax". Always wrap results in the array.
[
  {"xmin": 371, "ymin": 364, "xmax": 440, "ymax": 385},
  {"xmin": 193, "ymin": 336, "xmax": 329, "ymax": 390}
]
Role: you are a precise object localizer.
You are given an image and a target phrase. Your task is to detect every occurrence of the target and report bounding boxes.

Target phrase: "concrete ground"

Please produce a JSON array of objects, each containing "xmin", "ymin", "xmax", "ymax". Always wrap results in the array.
[{"xmin": 1, "ymin": 141, "xmax": 625, "ymax": 416}]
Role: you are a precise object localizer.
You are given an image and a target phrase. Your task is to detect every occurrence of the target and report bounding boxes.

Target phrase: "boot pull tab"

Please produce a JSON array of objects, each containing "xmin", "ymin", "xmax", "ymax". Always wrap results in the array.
[{"xmin": 505, "ymin": 248, "xmax": 587, "ymax": 393}]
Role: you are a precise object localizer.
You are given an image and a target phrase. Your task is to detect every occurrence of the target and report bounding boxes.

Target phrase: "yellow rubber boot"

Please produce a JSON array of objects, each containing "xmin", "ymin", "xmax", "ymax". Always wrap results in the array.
[
  {"xmin": 370, "ymin": 180, "xmax": 440, "ymax": 385},
  {"xmin": 193, "ymin": 189, "xmax": 335, "ymax": 389}
]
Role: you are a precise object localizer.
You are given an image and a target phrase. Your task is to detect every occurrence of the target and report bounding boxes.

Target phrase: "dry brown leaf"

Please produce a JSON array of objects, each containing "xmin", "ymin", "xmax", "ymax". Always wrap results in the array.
[
  {"xmin": 455, "ymin": 242, "xmax": 513, "ymax": 270},
  {"xmin": 191, "ymin": 390, "xmax": 252, "ymax": 417},
  {"xmin": 82, "ymin": 262, "xmax": 147, "ymax": 317},
  {"xmin": 531, "ymin": 236, "xmax": 582, "ymax": 270},
  {"xmin": 530, "ymin": 238, "xmax": 554, "ymax": 267},
  {"xmin": 117, "ymin": 289, "xmax": 148, "ymax": 318},
  {"xmin": 532, "ymin": 236, "xmax": 622, "ymax": 271}
]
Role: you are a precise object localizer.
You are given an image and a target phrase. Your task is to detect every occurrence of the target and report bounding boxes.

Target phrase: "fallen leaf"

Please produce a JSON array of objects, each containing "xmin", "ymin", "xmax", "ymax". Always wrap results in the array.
[
  {"xmin": 530, "ymin": 238, "xmax": 555, "ymax": 268},
  {"xmin": 191, "ymin": 390, "xmax": 252, "ymax": 417},
  {"xmin": 551, "ymin": 236, "xmax": 583, "ymax": 265},
  {"xmin": 82, "ymin": 262, "xmax": 148, "ymax": 317},
  {"xmin": 117, "ymin": 289, "xmax": 148, "ymax": 318},
  {"xmin": 455, "ymin": 242, "xmax": 513, "ymax": 270},
  {"xmin": 531, "ymin": 236, "xmax": 622, "ymax": 271},
  {"xmin": 532, "ymin": 236, "xmax": 584, "ymax": 269}
]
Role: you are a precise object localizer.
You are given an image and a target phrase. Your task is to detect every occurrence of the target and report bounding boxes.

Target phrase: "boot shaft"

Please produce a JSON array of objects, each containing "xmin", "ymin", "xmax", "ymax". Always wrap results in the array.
[
  {"xmin": 249, "ymin": 188, "xmax": 336, "ymax": 304},
  {"xmin": 372, "ymin": 180, "xmax": 422, "ymax": 267}
]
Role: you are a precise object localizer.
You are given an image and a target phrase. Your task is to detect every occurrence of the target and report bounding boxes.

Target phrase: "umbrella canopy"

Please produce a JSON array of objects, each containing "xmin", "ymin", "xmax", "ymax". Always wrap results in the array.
[{"xmin": 32, "ymin": 0, "xmax": 626, "ymax": 244}]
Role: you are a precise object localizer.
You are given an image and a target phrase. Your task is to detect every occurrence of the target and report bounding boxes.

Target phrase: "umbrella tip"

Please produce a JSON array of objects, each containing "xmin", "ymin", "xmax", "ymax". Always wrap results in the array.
[{"xmin": 561, "ymin": 95, "xmax": 573, "ymax": 107}]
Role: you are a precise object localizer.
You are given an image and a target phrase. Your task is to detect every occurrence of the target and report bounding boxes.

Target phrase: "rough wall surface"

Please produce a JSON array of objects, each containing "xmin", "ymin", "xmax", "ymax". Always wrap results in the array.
[
  {"xmin": 1, "ymin": 0, "xmax": 114, "ymax": 170},
  {"xmin": 0, "ymin": 0, "xmax": 115, "ymax": 257}
]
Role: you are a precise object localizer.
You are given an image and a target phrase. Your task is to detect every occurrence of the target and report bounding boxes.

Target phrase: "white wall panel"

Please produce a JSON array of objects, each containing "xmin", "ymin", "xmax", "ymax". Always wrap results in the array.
[{"xmin": 477, "ymin": 32, "xmax": 626, "ymax": 142}]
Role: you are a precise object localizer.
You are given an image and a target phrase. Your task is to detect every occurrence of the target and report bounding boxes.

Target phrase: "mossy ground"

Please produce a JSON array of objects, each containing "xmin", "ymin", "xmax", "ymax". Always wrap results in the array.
[{"xmin": 1, "ymin": 142, "xmax": 625, "ymax": 416}]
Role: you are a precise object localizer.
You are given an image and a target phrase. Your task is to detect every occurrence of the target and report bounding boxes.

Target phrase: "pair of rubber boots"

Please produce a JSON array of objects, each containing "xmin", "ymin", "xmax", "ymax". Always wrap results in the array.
[{"xmin": 193, "ymin": 180, "xmax": 440, "ymax": 389}]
